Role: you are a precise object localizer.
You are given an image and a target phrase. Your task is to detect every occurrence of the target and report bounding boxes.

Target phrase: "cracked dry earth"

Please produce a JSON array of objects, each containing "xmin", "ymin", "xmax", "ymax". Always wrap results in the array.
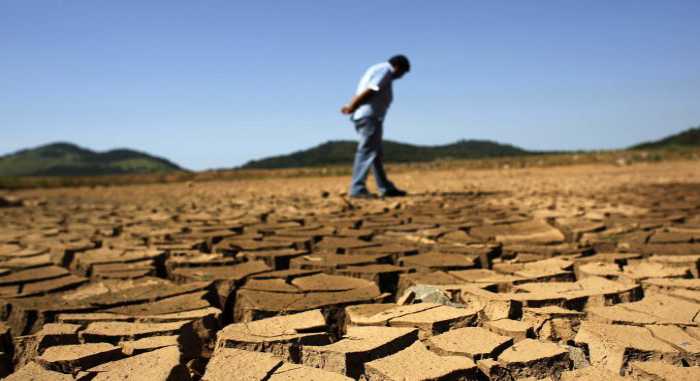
[{"xmin": 0, "ymin": 161, "xmax": 699, "ymax": 380}]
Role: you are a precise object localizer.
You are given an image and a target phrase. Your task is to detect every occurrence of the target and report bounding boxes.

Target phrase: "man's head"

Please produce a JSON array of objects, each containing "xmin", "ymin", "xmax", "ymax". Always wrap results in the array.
[{"xmin": 388, "ymin": 54, "xmax": 410, "ymax": 79}]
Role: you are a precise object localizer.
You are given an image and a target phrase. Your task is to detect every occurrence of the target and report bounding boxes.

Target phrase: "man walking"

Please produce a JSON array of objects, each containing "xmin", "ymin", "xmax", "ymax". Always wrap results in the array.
[{"xmin": 341, "ymin": 55, "xmax": 410, "ymax": 198}]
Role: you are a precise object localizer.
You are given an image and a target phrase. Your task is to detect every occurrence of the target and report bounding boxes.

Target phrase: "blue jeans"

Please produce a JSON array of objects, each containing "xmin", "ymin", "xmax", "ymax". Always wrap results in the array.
[{"xmin": 349, "ymin": 117, "xmax": 396, "ymax": 195}]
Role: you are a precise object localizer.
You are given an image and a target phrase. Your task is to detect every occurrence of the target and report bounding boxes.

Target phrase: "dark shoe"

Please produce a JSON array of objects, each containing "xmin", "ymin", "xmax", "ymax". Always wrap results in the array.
[
  {"xmin": 349, "ymin": 191, "xmax": 377, "ymax": 199},
  {"xmin": 380, "ymin": 188, "xmax": 407, "ymax": 198}
]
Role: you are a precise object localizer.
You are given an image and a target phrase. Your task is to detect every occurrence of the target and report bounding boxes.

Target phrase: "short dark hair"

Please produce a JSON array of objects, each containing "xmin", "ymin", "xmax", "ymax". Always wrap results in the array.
[{"xmin": 389, "ymin": 55, "xmax": 410, "ymax": 73}]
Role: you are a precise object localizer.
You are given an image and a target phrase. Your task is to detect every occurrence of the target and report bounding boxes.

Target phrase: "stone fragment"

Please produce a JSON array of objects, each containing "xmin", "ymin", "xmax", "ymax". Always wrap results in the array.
[
  {"xmin": 399, "ymin": 285, "xmax": 456, "ymax": 305},
  {"xmin": 396, "ymin": 271, "xmax": 463, "ymax": 298}
]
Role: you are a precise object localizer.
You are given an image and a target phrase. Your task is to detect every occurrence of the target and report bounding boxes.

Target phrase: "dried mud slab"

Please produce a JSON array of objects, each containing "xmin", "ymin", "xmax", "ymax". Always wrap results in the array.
[
  {"xmin": 82, "ymin": 346, "xmax": 191, "ymax": 380},
  {"xmin": 363, "ymin": 341, "xmax": 477, "ymax": 381},
  {"xmin": 300, "ymin": 326, "xmax": 418, "ymax": 378},
  {"xmin": 496, "ymin": 338, "xmax": 570, "ymax": 379},
  {"xmin": 426, "ymin": 327, "xmax": 513, "ymax": 360},
  {"xmin": 4, "ymin": 361, "xmax": 74, "ymax": 381},
  {"xmin": 522, "ymin": 306, "xmax": 584, "ymax": 341},
  {"xmin": 203, "ymin": 348, "xmax": 352, "ymax": 381},
  {"xmin": 336, "ymin": 264, "xmax": 410, "ymax": 295},
  {"xmin": 470, "ymin": 219, "xmax": 565, "ymax": 245},
  {"xmin": 574, "ymin": 321, "xmax": 683, "ymax": 374},
  {"xmin": 215, "ymin": 309, "xmax": 329, "ymax": 362},
  {"xmin": 119, "ymin": 335, "xmax": 180, "ymax": 356},
  {"xmin": 628, "ymin": 361, "xmax": 700, "ymax": 381},
  {"xmin": 559, "ymin": 366, "xmax": 628, "ymax": 380},
  {"xmin": 71, "ymin": 248, "xmax": 165, "ymax": 279},
  {"xmin": 12, "ymin": 323, "xmax": 81, "ymax": 368},
  {"xmin": 203, "ymin": 347, "xmax": 282, "ymax": 381},
  {"xmin": 646, "ymin": 325, "xmax": 700, "ymax": 365},
  {"xmin": 398, "ymin": 252, "xmax": 479, "ymax": 273},
  {"xmin": 237, "ymin": 248, "xmax": 309, "ymax": 270},
  {"xmin": 233, "ymin": 273, "xmax": 382, "ymax": 324},
  {"xmin": 346, "ymin": 302, "xmax": 480, "ymax": 339},
  {"xmin": 35, "ymin": 343, "xmax": 123, "ymax": 373},
  {"xmin": 269, "ymin": 362, "xmax": 354, "ymax": 381},
  {"xmin": 483, "ymin": 318, "xmax": 535, "ymax": 342},
  {"xmin": 80, "ymin": 320, "xmax": 194, "ymax": 340}
]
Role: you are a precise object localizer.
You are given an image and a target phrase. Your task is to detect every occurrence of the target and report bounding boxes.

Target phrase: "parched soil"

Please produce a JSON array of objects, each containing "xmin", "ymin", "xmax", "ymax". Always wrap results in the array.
[{"xmin": 1, "ymin": 160, "xmax": 700, "ymax": 380}]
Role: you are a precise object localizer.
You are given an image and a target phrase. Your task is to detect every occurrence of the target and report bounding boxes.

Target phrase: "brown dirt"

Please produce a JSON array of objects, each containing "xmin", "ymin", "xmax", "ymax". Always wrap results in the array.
[{"xmin": 0, "ymin": 161, "xmax": 699, "ymax": 379}]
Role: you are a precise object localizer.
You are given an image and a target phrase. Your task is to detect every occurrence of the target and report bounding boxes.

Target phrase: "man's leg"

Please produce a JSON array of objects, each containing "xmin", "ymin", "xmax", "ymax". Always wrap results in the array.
[
  {"xmin": 370, "ymin": 122, "xmax": 396, "ymax": 194},
  {"xmin": 349, "ymin": 118, "xmax": 380, "ymax": 196}
]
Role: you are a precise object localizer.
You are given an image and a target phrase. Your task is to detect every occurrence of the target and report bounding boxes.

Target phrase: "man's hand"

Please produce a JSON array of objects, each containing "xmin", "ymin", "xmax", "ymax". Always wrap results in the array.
[
  {"xmin": 340, "ymin": 104, "xmax": 354, "ymax": 115},
  {"xmin": 340, "ymin": 88, "xmax": 374, "ymax": 115}
]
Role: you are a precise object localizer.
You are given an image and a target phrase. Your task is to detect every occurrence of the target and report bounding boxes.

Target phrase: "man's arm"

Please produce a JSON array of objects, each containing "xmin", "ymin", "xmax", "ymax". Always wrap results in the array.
[{"xmin": 340, "ymin": 88, "xmax": 374, "ymax": 115}]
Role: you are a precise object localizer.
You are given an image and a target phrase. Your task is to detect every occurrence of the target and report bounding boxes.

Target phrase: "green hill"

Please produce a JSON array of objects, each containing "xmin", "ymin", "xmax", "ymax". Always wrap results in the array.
[
  {"xmin": 0, "ymin": 142, "xmax": 184, "ymax": 176},
  {"xmin": 631, "ymin": 126, "xmax": 700, "ymax": 150},
  {"xmin": 241, "ymin": 139, "xmax": 531, "ymax": 169}
]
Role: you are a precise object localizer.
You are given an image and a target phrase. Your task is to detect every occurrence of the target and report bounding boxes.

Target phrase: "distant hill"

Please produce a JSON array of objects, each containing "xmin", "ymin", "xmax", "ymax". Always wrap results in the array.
[
  {"xmin": 242, "ymin": 139, "xmax": 531, "ymax": 169},
  {"xmin": 0, "ymin": 142, "xmax": 184, "ymax": 176},
  {"xmin": 631, "ymin": 127, "xmax": 700, "ymax": 150}
]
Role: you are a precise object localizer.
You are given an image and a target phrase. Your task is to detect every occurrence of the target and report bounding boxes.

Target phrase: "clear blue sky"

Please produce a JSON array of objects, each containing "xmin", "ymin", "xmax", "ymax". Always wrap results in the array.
[{"xmin": 2, "ymin": 1, "xmax": 699, "ymax": 170}]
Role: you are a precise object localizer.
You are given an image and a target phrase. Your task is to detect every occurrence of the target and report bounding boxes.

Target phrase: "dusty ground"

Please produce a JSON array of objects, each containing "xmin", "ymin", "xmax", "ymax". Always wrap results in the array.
[{"xmin": 0, "ymin": 161, "xmax": 699, "ymax": 380}]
